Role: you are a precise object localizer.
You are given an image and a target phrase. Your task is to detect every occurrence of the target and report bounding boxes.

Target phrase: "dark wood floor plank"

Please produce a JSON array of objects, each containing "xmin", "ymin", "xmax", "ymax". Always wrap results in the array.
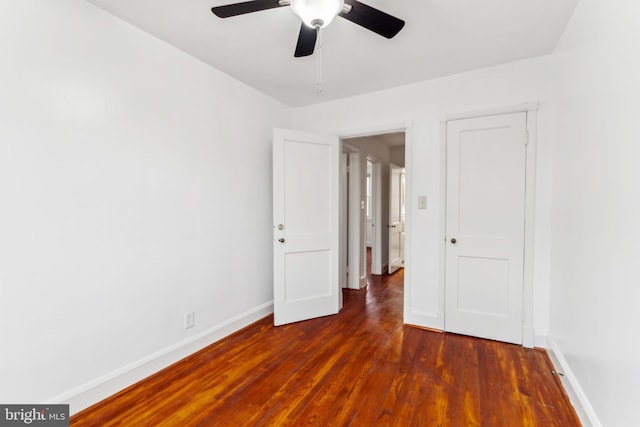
[
  {"xmin": 71, "ymin": 266, "xmax": 580, "ymax": 426},
  {"xmin": 372, "ymin": 327, "xmax": 428, "ymax": 426},
  {"xmin": 403, "ymin": 330, "xmax": 447, "ymax": 426},
  {"xmin": 288, "ymin": 327, "xmax": 390, "ymax": 425}
]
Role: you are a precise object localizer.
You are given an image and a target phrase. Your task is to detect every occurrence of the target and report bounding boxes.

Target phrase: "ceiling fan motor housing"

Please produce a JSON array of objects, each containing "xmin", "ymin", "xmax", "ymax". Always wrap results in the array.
[{"xmin": 290, "ymin": 0, "xmax": 344, "ymax": 28}]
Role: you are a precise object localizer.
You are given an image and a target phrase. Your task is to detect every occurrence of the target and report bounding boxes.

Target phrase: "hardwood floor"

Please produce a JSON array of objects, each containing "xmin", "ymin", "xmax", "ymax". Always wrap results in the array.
[{"xmin": 71, "ymin": 269, "xmax": 580, "ymax": 426}]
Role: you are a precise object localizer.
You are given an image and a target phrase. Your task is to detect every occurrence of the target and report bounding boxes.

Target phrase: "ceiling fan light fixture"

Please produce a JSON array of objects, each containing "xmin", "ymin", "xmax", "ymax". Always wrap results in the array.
[{"xmin": 290, "ymin": 0, "xmax": 344, "ymax": 29}]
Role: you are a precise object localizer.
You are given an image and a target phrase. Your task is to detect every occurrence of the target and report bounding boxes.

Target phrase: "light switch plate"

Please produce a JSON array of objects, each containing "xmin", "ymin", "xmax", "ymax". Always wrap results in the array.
[{"xmin": 418, "ymin": 196, "xmax": 427, "ymax": 209}]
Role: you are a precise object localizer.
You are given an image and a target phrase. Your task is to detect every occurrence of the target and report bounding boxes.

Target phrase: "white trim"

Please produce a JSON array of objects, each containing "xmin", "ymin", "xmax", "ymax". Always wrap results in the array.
[
  {"xmin": 522, "ymin": 324, "xmax": 535, "ymax": 348},
  {"xmin": 335, "ymin": 121, "xmax": 414, "ymax": 322},
  {"xmin": 341, "ymin": 142, "xmax": 361, "ymax": 289},
  {"xmin": 534, "ymin": 333, "xmax": 548, "ymax": 349},
  {"xmin": 401, "ymin": 125, "xmax": 414, "ymax": 325},
  {"xmin": 47, "ymin": 302, "xmax": 274, "ymax": 415},
  {"xmin": 339, "ymin": 121, "xmax": 412, "ymax": 140},
  {"xmin": 363, "ymin": 154, "xmax": 383, "ymax": 276},
  {"xmin": 546, "ymin": 337, "xmax": 602, "ymax": 427},
  {"xmin": 522, "ymin": 106, "xmax": 538, "ymax": 348},
  {"xmin": 339, "ymin": 151, "xmax": 349, "ymax": 289},
  {"xmin": 371, "ymin": 159, "xmax": 383, "ymax": 275},
  {"xmin": 437, "ymin": 121, "xmax": 448, "ymax": 330},
  {"xmin": 440, "ymin": 102, "xmax": 539, "ymax": 347},
  {"xmin": 442, "ymin": 102, "xmax": 539, "ymax": 123},
  {"xmin": 347, "ymin": 152, "xmax": 362, "ymax": 289},
  {"xmin": 387, "ymin": 162, "xmax": 404, "ymax": 275}
]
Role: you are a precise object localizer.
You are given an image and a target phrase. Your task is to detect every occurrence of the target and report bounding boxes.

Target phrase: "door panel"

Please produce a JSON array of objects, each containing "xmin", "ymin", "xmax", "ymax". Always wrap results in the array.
[
  {"xmin": 457, "ymin": 256, "xmax": 509, "ymax": 316},
  {"xmin": 445, "ymin": 112, "xmax": 527, "ymax": 344},
  {"xmin": 284, "ymin": 140, "xmax": 332, "ymax": 234},
  {"xmin": 285, "ymin": 250, "xmax": 332, "ymax": 301},
  {"xmin": 273, "ymin": 129, "xmax": 340, "ymax": 326}
]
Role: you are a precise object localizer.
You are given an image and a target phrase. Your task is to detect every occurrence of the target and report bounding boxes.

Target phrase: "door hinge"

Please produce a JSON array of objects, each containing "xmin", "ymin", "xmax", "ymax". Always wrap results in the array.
[{"xmin": 524, "ymin": 130, "xmax": 530, "ymax": 146}]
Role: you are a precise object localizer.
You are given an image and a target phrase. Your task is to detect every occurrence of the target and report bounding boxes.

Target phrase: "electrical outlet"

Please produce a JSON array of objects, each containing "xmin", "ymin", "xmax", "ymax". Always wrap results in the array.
[{"xmin": 184, "ymin": 311, "xmax": 195, "ymax": 329}]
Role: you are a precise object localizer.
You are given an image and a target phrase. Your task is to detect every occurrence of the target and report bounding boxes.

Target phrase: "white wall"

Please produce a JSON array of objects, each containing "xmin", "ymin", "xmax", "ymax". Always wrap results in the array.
[
  {"xmin": 549, "ymin": 0, "xmax": 640, "ymax": 425},
  {"xmin": 293, "ymin": 56, "xmax": 553, "ymax": 335},
  {"xmin": 9, "ymin": 2, "xmax": 632, "ymax": 423},
  {"xmin": 0, "ymin": 0, "xmax": 290, "ymax": 412}
]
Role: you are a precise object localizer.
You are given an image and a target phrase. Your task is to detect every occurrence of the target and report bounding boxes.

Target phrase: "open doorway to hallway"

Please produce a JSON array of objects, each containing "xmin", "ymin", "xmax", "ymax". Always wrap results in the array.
[{"xmin": 341, "ymin": 132, "xmax": 406, "ymax": 290}]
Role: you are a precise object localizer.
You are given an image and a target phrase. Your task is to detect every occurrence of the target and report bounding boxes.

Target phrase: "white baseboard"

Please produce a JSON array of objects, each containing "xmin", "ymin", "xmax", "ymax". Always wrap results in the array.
[
  {"xmin": 522, "ymin": 325, "xmax": 535, "ymax": 348},
  {"xmin": 533, "ymin": 333, "xmax": 548, "ymax": 348},
  {"xmin": 47, "ymin": 301, "xmax": 274, "ymax": 415},
  {"xmin": 546, "ymin": 336, "xmax": 602, "ymax": 427}
]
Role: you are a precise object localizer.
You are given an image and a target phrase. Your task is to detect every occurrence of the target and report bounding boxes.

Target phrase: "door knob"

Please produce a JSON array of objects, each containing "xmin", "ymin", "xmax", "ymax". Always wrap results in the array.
[
  {"xmin": 451, "ymin": 238, "xmax": 457, "ymax": 244},
  {"xmin": 278, "ymin": 238, "xmax": 285, "ymax": 243}
]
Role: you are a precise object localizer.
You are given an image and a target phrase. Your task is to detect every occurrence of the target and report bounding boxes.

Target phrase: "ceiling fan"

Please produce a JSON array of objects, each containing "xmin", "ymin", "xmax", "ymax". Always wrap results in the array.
[{"xmin": 211, "ymin": 0, "xmax": 405, "ymax": 57}]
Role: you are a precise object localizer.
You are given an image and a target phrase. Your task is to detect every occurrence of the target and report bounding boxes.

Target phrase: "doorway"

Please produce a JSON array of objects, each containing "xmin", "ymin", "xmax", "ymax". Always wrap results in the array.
[
  {"xmin": 272, "ymin": 124, "xmax": 415, "ymax": 328},
  {"xmin": 272, "ymin": 125, "xmax": 412, "ymax": 327},
  {"xmin": 341, "ymin": 132, "xmax": 406, "ymax": 290}
]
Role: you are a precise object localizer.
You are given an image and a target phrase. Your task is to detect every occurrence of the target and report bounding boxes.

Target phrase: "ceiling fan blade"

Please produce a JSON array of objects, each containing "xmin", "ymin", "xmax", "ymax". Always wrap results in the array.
[
  {"xmin": 339, "ymin": 0, "xmax": 405, "ymax": 39},
  {"xmin": 211, "ymin": 0, "xmax": 285, "ymax": 18},
  {"xmin": 294, "ymin": 23, "xmax": 317, "ymax": 57}
]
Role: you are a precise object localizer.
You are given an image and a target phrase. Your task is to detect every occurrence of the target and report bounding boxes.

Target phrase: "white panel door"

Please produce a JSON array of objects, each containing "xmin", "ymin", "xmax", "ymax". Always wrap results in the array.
[
  {"xmin": 388, "ymin": 164, "xmax": 403, "ymax": 274},
  {"xmin": 445, "ymin": 112, "xmax": 527, "ymax": 344},
  {"xmin": 273, "ymin": 128, "xmax": 340, "ymax": 326}
]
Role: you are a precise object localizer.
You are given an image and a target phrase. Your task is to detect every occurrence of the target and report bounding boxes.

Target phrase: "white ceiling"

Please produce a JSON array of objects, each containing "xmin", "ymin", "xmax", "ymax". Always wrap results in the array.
[{"xmin": 85, "ymin": 0, "xmax": 578, "ymax": 107}]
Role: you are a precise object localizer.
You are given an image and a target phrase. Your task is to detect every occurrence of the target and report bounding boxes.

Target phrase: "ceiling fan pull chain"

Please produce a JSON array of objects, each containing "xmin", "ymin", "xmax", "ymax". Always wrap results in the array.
[{"xmin": 315, "ymin": 27, "xmax": 323, "ymax": 94}]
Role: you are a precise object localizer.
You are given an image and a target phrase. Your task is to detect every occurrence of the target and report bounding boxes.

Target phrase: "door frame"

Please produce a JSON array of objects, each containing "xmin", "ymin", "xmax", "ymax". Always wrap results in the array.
[
  {"xmin": 338, "ymin": 122, "xmax": 413, "ymax": 301},
  {"xmin": 341, "ymin": 142, "xmax": 365, "ymax": 289},
  {"xmin": 440, "ymin": 102, "xmax": 539, "ymax": 348},
  {"xmin": 367, "ymin": 155, "xmax": 383, "ymax": 275},
  {"xmin": 340, "ymin": 151, "xmax": 349, "ymax": 289},
  {"xmin": 388, "ymin": 162, "xmax": 404, "ymax": 275}
]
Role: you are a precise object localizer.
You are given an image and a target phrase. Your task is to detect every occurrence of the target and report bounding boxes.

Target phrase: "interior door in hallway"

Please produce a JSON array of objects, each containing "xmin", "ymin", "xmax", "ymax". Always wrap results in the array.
[
  {"xmin": 273, "ymin": 128, "xmax": 340, "ymax": 326},
  {"xmin": 445, "ymin": 112, "xmax": 527, "ymax": 344}
]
